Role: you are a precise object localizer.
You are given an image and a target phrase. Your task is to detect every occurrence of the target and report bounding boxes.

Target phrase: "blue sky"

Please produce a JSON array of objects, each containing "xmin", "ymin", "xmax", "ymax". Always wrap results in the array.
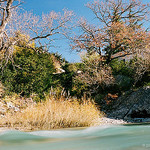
[
  {"xmin": 22, "ymin": 0, "xmax": 93, "ymax": 62},
  {"xmin": 22, "ymin": 0, "xmax": 149, "ymax": 62}
]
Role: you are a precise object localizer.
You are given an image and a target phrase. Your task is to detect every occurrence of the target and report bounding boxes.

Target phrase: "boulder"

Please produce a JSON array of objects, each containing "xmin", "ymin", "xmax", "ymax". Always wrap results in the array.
[{"xmin": 108, "ymin": 86, "xmax": 150, "ymax": 121}]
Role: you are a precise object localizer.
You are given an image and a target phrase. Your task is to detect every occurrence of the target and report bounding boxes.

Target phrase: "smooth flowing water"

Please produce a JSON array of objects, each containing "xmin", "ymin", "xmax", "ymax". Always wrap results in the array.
[{"xmin": 0, "ymin": 124, "xmax": 150, "ymax": 150}]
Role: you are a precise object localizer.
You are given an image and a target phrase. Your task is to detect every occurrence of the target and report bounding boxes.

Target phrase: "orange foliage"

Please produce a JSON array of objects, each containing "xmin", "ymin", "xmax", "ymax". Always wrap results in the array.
[
  {"xmin": 72, "ymin": 0, "xmax": 150, "ymax": 61},
  {"xmin": 104, "ymin": 93, "xmax": 118, "ymax": 105}
]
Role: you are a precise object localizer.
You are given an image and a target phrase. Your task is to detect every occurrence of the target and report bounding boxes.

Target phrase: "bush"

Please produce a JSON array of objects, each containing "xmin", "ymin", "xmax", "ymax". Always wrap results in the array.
[
  {"xmin": 110, "ymin": 59, "xmax": 134, "ymax": 77},
  {"xmin": 110, "ymin": 57, "xmax": 150, "ymax": 88},
  {"xmin": 114, "ymin": 75, "xmax": 132, "ymax": 91},
  {"xmin": 109, "ymin": 59, "xmax": 134, "ymax": 92},
  {"xmin": 72, "ymin": 53, "xmax": 114, "ymax": 96},
  {"xmin": 0, "ymin": 47, "xmax": 55, "ymax": 98}
]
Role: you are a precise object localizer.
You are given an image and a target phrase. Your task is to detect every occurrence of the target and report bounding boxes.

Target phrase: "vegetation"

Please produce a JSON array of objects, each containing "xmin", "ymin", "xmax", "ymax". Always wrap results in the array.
[
  {"xmin": 0, "ymin": 47, "xmax": 55, "ymax": 98},
  {"xmin": 72, "ymin": 0, "xmax": 150, "ymax": 62},
  {"xmin": 0, "ymin": 0, "xmax": 149, "ymax": 130},
  {"xmin": 0, "ymin": 95, "xmax": 102, "ymax": 130},
  {"xmin": 70, "ymin": 0, "xmax": 150, "ymax": 103},
  {"xmin": 0, "ymin": 0, "xmax": 74, "ymax": 64}
]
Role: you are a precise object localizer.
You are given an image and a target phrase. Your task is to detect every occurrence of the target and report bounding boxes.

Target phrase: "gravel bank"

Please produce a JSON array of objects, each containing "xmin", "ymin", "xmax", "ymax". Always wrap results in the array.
[{"xmin": 99, "ymin": 117, "xmax": 128, "ymax": 125}]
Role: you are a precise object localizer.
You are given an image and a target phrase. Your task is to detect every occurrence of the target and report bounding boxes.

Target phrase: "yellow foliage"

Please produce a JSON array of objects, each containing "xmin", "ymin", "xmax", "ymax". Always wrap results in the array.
[{"xmin": 13, "ymin": 32, "xmax": 35, "ymax": 54}]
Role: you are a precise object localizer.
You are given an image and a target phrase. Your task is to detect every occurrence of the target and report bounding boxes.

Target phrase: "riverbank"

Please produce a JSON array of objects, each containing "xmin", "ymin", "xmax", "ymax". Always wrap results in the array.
[
  {"xmin": 0, "ymin": 117, "xmax": 127, "ymax": 132},
  {"xmin": 0, "ymin": 95, "xmax": 103, "ymax": 131},
  {"xmin": 1, "ymin": 87, "xmax": 150, "ymax": 131},
  {"xmin": 1, "ymin": 116, "xmax": 150, "ymax": 132},
  {"xmin": 99, "ymin": 117, "xmax": 150, "ymax": 126}
]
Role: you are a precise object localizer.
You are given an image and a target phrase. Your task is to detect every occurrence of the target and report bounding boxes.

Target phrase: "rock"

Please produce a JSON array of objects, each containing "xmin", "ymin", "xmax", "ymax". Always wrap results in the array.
[
  {"xmin": 7, "ymin": 101, "xmax": 20, "ymax": 112},
  {"xmin": 0, "ymin": 102, "xmax": 4, "ymax": 107},
  {"xmin": 14, "ymin": 106, "xmax": 20, "ymax": 112},
  {"xmin": 0, "ymin": 107, "xmax": 6, "ymax": 114},
  {"xmin": 7, "ymin": 102, "xmax": 15, "ymax": 109},
  {"xmin": 108, "ymin": 86, "xmax": 150, "ymax": 121},
  {"xmin": 99, "ymin": 117, "xmax": 127, "ymax": 125}
]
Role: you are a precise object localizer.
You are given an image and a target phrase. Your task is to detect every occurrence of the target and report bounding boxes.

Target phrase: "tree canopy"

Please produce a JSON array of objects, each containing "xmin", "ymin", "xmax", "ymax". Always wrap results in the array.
[{"xmin": 72, "ymin": 0, "xmax": 150, "ymax": 63}]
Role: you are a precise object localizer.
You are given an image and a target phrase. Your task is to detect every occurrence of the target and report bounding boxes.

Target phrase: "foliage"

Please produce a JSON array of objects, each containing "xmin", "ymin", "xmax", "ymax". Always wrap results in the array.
[
  {"xmin": 129, "ymin": 56, "xmax": 150, "ymax": 85},
  {"xmin": 114, "ymin": 75, "xmax": 132, "ymax": 91},
  {"xmin": 0, "ymin": 0, "xmax": 149, "ymax": 108},
  {"xmin": 110, "ymin": 56, "xmax": 150, "ymax": 91},
  {"xmin": 64, "ymin": 62, "xmax": 87, "ymax": 97},
  {"xmin": 0, "ymin": 47, "xmax": 55, "ymax": 98},
  {"xmin": 110, "ymin": 59, "xmax": 134, "ymax": 77},
  {"xmin": 69, "ymin": 0, "xmax": 150, "ymax": 99}
]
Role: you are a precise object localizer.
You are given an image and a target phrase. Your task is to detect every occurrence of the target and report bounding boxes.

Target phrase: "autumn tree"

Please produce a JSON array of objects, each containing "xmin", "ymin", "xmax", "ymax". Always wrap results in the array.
[
  {"xmin": 71, "ymin": 0, "xmax": 150, "ymax": 92},
  {"xmin": 72, "ymin": 0, "xmax": 150, "ymax": 63}
]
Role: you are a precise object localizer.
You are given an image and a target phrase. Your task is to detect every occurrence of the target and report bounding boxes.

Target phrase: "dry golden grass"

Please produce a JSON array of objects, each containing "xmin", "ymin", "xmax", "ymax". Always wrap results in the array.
[{"xmin": 0, "ymin": 96, "xmax": 103, "ymax": 131}]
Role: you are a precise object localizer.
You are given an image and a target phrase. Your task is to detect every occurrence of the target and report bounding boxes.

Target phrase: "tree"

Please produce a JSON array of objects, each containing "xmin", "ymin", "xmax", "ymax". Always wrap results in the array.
[
  {"xmin": 0, "ymin": 0, "xmax": 17, "ymax": 39},
  {"xmin": 0, "ymin": 0, "xmax": 74, "ymax": 67},
  {"xmin": 70, "ymin": 0, "xmax": 150, "ymax": 91},
  {"xmin": 72, "ymin": 0, "xmax": 150, "ymax": 63}
]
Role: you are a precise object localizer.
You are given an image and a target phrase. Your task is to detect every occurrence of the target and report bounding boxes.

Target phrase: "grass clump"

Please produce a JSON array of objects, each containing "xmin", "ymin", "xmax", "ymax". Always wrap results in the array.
[{"xmin": 0, "ymin": 95, "xmax": 102, "ymax": 131}]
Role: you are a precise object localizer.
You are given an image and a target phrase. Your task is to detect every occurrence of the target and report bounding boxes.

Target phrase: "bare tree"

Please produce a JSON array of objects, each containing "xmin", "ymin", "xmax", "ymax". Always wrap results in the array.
[
  {"xmin": 0, "ymin": 0, "xmax": 22, "ymax": 62},
  {"xmin": 0, "ymin": 0, "xmax": 17, "ymax": 37},
  {"xmin": 0, "ymin": 0, "xmax": 74, "ymax": 67},
  {"xmin": 75, "ymin": 52, "xmax": 114, "ymax": 94}
]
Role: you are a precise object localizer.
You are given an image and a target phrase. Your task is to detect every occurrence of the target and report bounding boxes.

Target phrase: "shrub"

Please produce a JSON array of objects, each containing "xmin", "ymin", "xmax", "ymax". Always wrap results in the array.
[
  {"xmin": 0, "ymin": 47, "xmax": 55, "ymax": 98},
  {"xmin": 110, "ymin": 59, "xmax": 134, "ymax": 77},
  {"xmin": 129, "ymin": 56, "xmax": 150, "ymax": 86},
  {"xmin": 73, "ymin": 53, "xmax": 114, "ymax": 96},
  {"xmin": 110, "ymin": 57, "xmax": 150, "ymax": 87},
  {"xmin": 114, "ymin": 75, "xmax": 132, "ymax": 91}
]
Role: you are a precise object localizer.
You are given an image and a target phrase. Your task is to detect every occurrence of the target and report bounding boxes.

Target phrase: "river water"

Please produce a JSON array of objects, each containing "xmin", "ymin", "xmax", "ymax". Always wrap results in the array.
[{"xmin": 0, "ymin": 124, "xmax": 150, "ymax": 150}]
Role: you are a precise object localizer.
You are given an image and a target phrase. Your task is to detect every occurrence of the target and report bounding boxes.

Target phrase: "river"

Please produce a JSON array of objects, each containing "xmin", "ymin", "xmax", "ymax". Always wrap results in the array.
[{"xmin": 0, "ymin": 124, "xmax": 150, "ymax": 150}]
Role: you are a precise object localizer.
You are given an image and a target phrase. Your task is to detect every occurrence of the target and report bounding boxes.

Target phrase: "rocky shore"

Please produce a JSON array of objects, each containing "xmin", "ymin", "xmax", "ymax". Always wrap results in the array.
[
  {"xmin": 0, "ymin": 95, "xmax": 35, "ymax": 118},
  {"xmin": 99, "ymin": 117, "xmax": 150, "ymax": 126},
  {"xmin": 0, "ymin": 116, "xmax": 150, "ymax": 132},
  {"xmin": 102, "ymin": 86, "xmax": 150, "ymax": 124}
]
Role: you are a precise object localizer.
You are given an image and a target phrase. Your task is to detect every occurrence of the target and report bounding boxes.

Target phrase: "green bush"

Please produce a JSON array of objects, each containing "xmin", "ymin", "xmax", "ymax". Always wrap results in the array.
[
  {"xmin": 110, "ymin": 58, "xmax": 150, "ymax": 89},
  {"xmin": 114, "ymin": 75, "xmax": 132, "ymax": 91},
  {"xmin": 0, "ymin": 47, "xmax": 55, "ymax": 98},
  {"xmin": 52, "ymin": 62, "xmax": 88, "ymax": 98},
  {"xmin": 67, "ymin": 62, "xmax": 89, "ymax": 97},
  {"xmin": 110, "ymin": 59, "xmax": 134, "ymax": 77}
]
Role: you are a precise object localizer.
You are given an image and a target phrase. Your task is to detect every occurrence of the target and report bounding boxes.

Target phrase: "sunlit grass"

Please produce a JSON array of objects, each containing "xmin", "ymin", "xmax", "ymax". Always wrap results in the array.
[{"xmin": 0, "ymin": 95, "xmax": 103, "ymax": 131}]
